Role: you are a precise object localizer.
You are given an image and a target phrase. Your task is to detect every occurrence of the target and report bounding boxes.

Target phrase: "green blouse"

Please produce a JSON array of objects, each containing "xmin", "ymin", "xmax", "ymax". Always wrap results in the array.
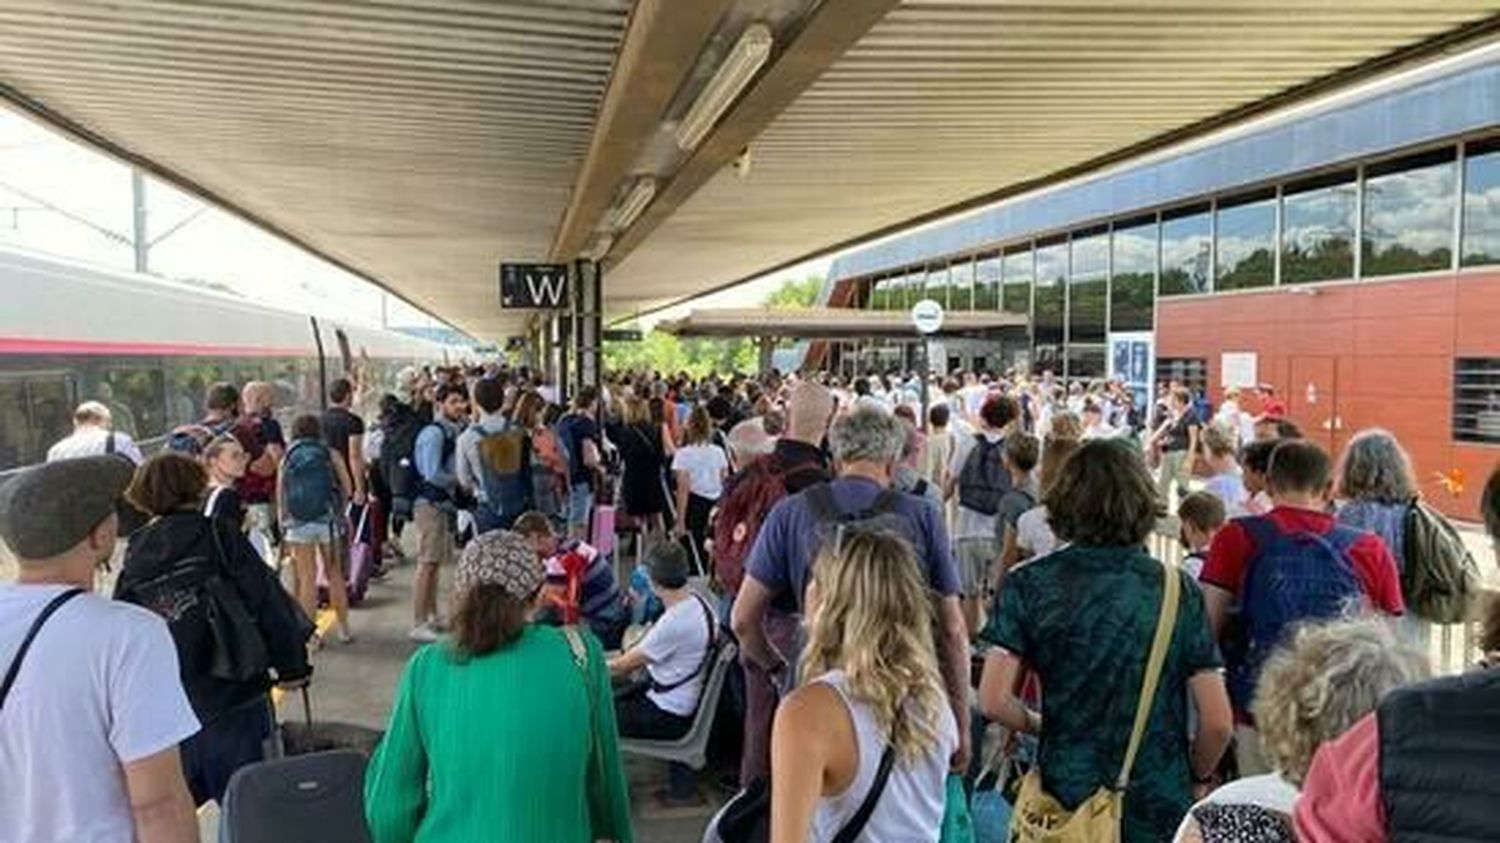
[{"xmin": 365, "ymin": 624, "xmax": 634, "ymax": 843}]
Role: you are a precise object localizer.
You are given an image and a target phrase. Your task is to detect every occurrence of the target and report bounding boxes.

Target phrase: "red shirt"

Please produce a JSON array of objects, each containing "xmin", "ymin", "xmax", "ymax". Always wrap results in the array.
[{"xmin": 1201, "ymin": 506, "xmax": 1405, "ymax": 616}]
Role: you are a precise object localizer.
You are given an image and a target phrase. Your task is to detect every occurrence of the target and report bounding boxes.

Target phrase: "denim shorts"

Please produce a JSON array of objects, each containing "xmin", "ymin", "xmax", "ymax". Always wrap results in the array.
[
  {"xmin": 568, "ymin": 485, "xmax": 594, "ymax": 528},
  {"xmin": 283, "ymin": 519, "xmax": 335, "ymax": 545}
]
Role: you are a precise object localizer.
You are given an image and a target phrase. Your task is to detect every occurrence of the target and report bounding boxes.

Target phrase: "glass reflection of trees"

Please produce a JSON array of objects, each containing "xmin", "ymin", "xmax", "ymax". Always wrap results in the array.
[
  {"xmin": 1463, "ymin": 139, "xmax": 1500, "ymax": 268},
  {"xmin": 1111, "ymin": 215, "xmax": 1157, "ymax": 331},
  {"xmin": 950, "ymin": 258, "xmax": 975, "ymax": 311},
  {"xmin": 1282, "ymin": 172, "xmax": 1356, "ymax": 284},
  {"xmin": 1002, "ymin": 247, "xmax": 1033, "ymax": 317},
  {"xmin": 1034, "ymin": 238, "xmax": 1067, "ymax": 347},
  {"xmin": 1161, "ymin": 204, "xmax": 1212, "ymax": 296},
  {"xmin": 975, "ymin": 254, "xmax": 1000, "ymax": 310},
  {"xmin": 1363, "ymin": 149, "xmax": 1456, "ymax": 277},
  {"xmin": 1068, "ymin": 226, "xmax": 1108, "ymax": 344},
  {"xmin": 1216, "ymin": 190, "xmax": 1276, "ymax": 291}
]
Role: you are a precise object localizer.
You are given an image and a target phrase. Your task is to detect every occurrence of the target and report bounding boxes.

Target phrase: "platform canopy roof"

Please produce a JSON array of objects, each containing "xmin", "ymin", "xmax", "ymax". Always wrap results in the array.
[{"xmin": 2, "ymin": 1, "xmax": 1496, "ymax": 340}]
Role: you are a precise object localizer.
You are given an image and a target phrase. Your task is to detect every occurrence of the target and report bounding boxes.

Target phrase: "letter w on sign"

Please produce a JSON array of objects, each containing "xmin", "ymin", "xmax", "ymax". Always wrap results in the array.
[{"xmin": 499, "ymin": 262, "xmax": 570, "ymax": 309}]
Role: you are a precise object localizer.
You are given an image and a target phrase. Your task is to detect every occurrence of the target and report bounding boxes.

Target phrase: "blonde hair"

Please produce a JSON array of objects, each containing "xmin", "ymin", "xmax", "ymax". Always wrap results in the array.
[
  {"xmin": 242, "ymin": 381, "xmax": 276, "ymax": 414},
  {"xmin": 1254, "ymin": 617, "xmax": 1429, "ymax": 785},
  {"xmin": 623, "ymin": 396, "xmax": 652, "ymax": 427},
  {"xmin": 799, "ymin": 530, "xmax": 948, "ymax": 761},
  {"xmin": 1048, "ymin": 410, "xmax": 1083, "ymax": 441}
]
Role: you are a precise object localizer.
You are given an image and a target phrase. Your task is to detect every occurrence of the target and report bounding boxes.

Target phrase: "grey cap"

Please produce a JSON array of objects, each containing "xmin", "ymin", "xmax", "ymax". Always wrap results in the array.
[{"xmin": 0, "ymin": 456, "xmax": 134, "ymax": 560}]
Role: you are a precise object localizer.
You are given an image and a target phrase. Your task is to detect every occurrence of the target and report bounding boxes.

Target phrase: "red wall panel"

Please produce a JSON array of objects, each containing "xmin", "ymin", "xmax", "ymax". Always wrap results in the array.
[{"xmin": 1158, "ymin": 271, "xmax": 1499, "ymax": 522}]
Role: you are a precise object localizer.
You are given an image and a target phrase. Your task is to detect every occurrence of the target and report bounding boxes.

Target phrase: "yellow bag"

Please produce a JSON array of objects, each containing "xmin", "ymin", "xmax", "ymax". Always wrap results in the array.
[{"xmin": 1008, "ymin": 560, "xmax": 1181, "ymax": 843}]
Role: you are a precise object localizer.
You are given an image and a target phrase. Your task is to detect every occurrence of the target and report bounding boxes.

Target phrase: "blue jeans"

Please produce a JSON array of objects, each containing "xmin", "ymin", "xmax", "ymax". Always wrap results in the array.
[{"xmin": 568, "ymin": 485, "xmax": 594, "ymax": 532}]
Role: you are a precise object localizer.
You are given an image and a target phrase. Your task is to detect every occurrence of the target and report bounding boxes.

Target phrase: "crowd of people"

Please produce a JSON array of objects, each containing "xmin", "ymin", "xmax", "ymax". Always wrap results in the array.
[{"xmin": 1, "ymin": 360, "xmax": 1498, "ymax": 843}]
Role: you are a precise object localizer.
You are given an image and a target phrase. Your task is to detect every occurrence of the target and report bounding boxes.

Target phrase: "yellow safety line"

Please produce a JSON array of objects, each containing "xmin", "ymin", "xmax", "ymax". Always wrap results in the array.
[{"xmin": 270, "ymin": 608, "xmax": 337, "ymax": 707}]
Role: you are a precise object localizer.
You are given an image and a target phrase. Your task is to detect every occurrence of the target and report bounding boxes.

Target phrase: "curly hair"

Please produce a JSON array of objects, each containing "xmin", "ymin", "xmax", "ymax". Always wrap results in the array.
[
  {"xmin": 799, "ymin": 530, "xmax": 948, "ymax": 762},
  {"xmin": 1337, "ymin": 428, "xmax": 1417, "ymax": 504},
  {"xmin": 1254, "ymin": 617, "xmax": 1429, "ymax": 785},
  {"xmin": 1044, "ymin": 438, "xmax": 1162, "ymax": 546}
]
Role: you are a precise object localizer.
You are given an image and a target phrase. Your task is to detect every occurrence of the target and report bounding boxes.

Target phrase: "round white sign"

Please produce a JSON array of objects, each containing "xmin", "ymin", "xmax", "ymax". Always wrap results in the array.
[{"xmin": 911, "ymin": 299, "xmax": 945, "ymax": 335}]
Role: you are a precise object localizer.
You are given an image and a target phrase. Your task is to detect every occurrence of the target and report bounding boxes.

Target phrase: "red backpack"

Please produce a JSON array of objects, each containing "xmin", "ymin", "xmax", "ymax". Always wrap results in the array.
[{"xmin": 710, "ymin": 454, "xmax": 819, "ymax": 595}]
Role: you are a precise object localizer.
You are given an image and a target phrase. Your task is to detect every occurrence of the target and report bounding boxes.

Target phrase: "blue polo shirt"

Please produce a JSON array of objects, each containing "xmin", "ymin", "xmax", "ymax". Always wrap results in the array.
[{"xmin": 745, "ymin": 476, "xmax": 959, "ymax": 613}]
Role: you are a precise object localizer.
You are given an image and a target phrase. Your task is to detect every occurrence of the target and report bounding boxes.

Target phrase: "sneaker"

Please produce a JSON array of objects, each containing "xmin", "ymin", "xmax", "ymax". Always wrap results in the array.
[
  {"xmin": 407, "ymin": 623, "xmax": 441, "ymax": 643},
  {"xmin": 336, "ymin": 625, "xmax": 355, "ymax": 645}
]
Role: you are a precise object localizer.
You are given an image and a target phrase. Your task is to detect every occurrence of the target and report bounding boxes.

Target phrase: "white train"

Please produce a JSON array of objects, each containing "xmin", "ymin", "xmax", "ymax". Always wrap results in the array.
[{"xmin": 0, "ymin": 245, "xmax": 466, "ymax": 472}]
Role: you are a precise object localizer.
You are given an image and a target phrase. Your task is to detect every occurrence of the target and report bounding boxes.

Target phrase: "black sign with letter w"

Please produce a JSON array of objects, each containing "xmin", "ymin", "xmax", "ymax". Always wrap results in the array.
[{"xmin": 499, "ymin": 263, "xmax": 570, "ymax": 309}]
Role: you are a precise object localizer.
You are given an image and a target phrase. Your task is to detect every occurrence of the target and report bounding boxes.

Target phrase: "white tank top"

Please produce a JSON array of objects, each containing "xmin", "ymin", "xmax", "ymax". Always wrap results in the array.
[{"xmin": 807, "ymin": 670, "xmax": 957, "ymax": 843}]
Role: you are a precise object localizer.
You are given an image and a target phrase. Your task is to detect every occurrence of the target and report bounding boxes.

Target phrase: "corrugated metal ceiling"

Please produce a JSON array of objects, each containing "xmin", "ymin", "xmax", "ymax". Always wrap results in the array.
[
  {"xmin": 608, "ymin": 0, "xmax": 1500, "ymax": 314},
  {"xmin": 0, "ymin": 0, "xmax": 630, "ymax": 339}
]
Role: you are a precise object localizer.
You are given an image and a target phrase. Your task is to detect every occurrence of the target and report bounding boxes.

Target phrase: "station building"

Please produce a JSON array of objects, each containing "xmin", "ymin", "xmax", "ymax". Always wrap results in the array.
[{"xmin": 815, "ymin": 51, "xmax": 1500, "ymax": 520}]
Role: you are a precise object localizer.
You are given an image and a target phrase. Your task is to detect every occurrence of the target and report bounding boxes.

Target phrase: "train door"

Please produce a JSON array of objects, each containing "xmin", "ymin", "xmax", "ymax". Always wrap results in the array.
[{"xmin": 1289, "ymin": 356, "xmax": 1340, "ymax": 452}]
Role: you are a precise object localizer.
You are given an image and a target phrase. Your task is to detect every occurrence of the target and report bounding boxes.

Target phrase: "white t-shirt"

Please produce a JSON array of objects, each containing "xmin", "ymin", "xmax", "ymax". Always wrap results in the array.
[
  {"xmin": 1171, "ymin": 773, "xmax": 1299, "ymax": 842},
  {"xmin": 640, "ymin": 595, "xmax": 717, "ymax": 716},
  {"xmin": 672, "ymin": 444, "xmax": 728, "ymax": 501},
  {"xmin": 46, "ymin": 427, "xmax": 144, "ymax": 465},
  {"xmin": 1015, "ymin": 504, "xmax": 1059, "ymax": 560},
  {"xmin": 0, "ymin": 585, "xmax": 199, "ymax": 843},
  {"xmin": 949, "ymin": 431, "xmax": 1005, "ymax": 539},
  {"xmin": 1203, "ymin": 470, "xmax": 1250, "ymax": 517}
]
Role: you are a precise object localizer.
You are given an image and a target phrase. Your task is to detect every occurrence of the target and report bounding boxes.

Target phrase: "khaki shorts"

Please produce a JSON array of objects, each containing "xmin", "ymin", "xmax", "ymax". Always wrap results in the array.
[
  {"xmin": 414, "ymin": 502, "xmax": 455, "ymax": 566},
  {"xmin": 955, "ymin": 537, "xmax": 1000, "ymax": 597}
]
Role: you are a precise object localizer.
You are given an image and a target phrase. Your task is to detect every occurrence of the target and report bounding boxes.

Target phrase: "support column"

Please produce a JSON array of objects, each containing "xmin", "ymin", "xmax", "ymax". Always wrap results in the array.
[
  {"xmin": 551, "ymin": 313, "xmax": 569, "ymax": 407},
  {"xmin": 571, "ymin": 259, "xmax": 603, "ymax": 403},
  {"xmin": 758, "ymin": 336, "xmax": 775, "ymax": 373},
  {"xmin": 131, "ymin": 169, "xmax": 149, "ymax": 273}
]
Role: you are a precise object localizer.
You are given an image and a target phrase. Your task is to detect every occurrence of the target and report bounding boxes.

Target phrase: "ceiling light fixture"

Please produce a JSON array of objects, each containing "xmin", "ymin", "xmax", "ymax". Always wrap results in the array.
[
  {"xmin": 674, "ymin": 23, "xmax": 773, "ymax": 153},
  {"xmin": 608, "ymin": 178, "xmax": 657, "ymax": 232}
]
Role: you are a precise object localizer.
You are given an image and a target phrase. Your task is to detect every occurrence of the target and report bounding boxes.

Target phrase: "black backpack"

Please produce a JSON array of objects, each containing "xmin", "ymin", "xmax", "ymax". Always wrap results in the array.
[
  {"xmin": 958, "ymin": 434, "xmax": 1011, "ymax": 516},
  {"xmin": 378, "ymin": 404, "xmax": 425, "ymax": 518}
]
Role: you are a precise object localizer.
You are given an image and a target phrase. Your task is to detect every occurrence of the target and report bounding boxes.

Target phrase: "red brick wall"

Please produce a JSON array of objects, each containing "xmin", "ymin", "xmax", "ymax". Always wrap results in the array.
[{"xmin": 1158, "ymin": 270, "xmax": 1500, "ymax": 522}]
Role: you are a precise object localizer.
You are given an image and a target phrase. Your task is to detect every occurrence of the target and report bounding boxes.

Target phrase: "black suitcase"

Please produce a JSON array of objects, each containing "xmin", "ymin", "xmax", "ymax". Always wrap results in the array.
[
  {"xmin": 220, "ymin": 749, "xmax": 371, "ymax": 843},
  {"xmin": 270, "ymin": 686, "xmax": 384, "ymax": 759}
]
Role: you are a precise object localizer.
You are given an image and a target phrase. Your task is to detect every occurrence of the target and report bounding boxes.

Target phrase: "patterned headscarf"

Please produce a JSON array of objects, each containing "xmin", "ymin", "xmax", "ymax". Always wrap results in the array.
[{"xmin": 456, "ymin": 530, "xmax": 543, "ymax": 601}]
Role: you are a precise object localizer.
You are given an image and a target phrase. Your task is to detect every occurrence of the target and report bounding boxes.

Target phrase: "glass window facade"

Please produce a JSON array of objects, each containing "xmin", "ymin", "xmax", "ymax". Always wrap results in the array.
[
  {"xmin": 1282, "ymin": 171, "xmax": 1357, "ymax": 284},
  {"xmin": 1068, "ymin": 226, "xmax": 1108, "ymax": 345},
  {"xmin": 1002, "ymin": 247, "xmax": 1033, "ymax": 317},
  {"xmin": 1215, "ymin": 190, "xmax": 1276, "ymax": 291},
  {"xmin": 1363, "ymin": 148, "xmax": 1456, "ymax": 277},
  {"xmin": 975, "ymin": 253, "xmax": 1000, "ymax": 310},
  {"xmin": 1111, "ymin": 215, "xmax": 1156, "ymax": 331},
  {"xmin": 1462, "ymin": 138, "xmax": 1500, "ymax": 268},
  {"xmin": 1034, "ymin": 238, "xmax": 1067, "ymax": 348},
  {"xmin": 846, "ymin": 135, "xmax": 1500, "ymax": 378},
  {"xmin": 1160, "ymin": 204, "xmax": 1212, "ymax": 296}
]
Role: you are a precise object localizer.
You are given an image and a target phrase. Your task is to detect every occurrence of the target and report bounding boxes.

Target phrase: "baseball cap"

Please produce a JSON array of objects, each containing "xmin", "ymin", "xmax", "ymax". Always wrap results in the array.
[{"xmin": 0, "ymin": 456, "xmax": 134, "ymax": 560}]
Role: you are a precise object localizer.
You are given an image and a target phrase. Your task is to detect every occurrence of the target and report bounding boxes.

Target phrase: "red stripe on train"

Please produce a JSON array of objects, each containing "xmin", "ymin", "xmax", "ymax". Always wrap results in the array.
[{"xmin": 0, "ymin": 336, "xmax": 308, "ymax": 357}]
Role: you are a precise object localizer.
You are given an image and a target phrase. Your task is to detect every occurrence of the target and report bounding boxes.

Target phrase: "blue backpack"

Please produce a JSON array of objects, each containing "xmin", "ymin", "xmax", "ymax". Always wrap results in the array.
[
  {"xmin": 1227, "ymin": 515, "xmax": 1365, "ymax": 712},
  {"xmin": 283, "ymin": 439, "xmax": 338, "ymax": 524},
  {"xmin": 474, "ymin": 422, "xmax": 532, "ymax": 533}
]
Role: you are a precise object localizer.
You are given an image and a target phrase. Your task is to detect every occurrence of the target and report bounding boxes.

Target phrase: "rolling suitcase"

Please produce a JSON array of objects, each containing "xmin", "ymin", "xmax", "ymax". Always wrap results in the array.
[{"xmin": 219, "ymin": 749, "xmax": 371, "ymax": 843}]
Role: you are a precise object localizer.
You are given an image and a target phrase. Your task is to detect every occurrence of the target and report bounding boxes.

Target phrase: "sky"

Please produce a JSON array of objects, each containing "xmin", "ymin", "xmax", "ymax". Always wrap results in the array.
[{"xmin": 0, "ymin": 104, "xmax": 834, "ymax": 339}]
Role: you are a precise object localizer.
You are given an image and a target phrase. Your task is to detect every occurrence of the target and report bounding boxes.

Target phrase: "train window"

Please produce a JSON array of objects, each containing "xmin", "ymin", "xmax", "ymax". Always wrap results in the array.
[
  {"xmin": 0, "ymin": 380, "xmax": 28, "ymax": 470},
  {"xmin": 99, "ymin": 366, "xmax": 167, "ymax": 440},
  {"xmin": 28, "ymin": 378, "xmax": 75, "ymax": 460}
]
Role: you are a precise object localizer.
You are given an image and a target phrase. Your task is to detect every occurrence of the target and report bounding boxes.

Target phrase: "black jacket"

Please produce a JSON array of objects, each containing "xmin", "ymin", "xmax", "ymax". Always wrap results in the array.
[
  {"xmin": 116, "ymin": 512, "xmax": 313, "ymax": 724},
  {"xmin": 1379, "ymin": 668, "xmax": 1500, "ymax": 842}
]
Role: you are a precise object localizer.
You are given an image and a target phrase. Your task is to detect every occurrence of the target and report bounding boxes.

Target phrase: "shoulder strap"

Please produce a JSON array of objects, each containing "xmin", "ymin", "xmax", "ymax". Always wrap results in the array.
[
  {"xmin": 0, "ymin": 588, "xmax": 87, "ymax": 712},
  {"xmin": 832, "ymin": 715, "xmax": 900, "ymax": 843},
  {"xmin": 649, "ymin": 594, "xmax": 719, "ymax": 694},
  {"xmin": 105, "ymin": 431, "xmax": 117, "ymax": 456},
  {"xmin": 1115, "ymin": 560, "xmax": 1180, "ymax": 789},
  {"xmin": 870, "ymin": 488, "xmax": 903, "ymax": 516}
]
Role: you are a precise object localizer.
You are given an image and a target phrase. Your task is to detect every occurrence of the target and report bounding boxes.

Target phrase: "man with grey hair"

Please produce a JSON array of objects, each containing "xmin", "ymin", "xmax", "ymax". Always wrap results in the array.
[
  {"xmin": 733, "ymin": 405, "xmax": 971, "ymax": 777},
  {"xmin": 46, "ymin": 401, "xmax": 144, "ymax": 465},
  {"xmin": 0, "ymin": 457, "xmax": 200, "ymax": 842},
  {"xmin": 725, "ymin": 417, "xmax": 776, "ymax": 471}
]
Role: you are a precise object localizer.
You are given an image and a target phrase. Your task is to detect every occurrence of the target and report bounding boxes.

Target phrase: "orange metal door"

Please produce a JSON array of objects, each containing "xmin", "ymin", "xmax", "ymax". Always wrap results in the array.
[{"xmin": 1289, "ymin": 356, "xmax": 1340, "ymax": 452}]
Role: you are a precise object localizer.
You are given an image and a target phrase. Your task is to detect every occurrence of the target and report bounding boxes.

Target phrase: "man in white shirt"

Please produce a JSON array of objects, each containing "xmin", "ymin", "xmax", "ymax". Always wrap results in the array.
[
  {"xmin": 0, "ymin": 456, "xmax": 200, "ymax": 843},
  {"xmin": 46, "ymin": 401, "xmax": 144, "ymax": 465},
  {"xmin": 945, "ymin": 394, "xmax": 1020, "ymax": 638}
]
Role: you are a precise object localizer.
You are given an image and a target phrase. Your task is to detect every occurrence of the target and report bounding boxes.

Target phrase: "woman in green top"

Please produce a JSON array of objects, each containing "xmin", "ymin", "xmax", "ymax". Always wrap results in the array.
[
  {"xmin": 978, "ymin": 439, "xmax": 1234, "ymax": 842},
  {"xmin": 365, "ymin": 530, "xmax": 634, "ymax": 843}
]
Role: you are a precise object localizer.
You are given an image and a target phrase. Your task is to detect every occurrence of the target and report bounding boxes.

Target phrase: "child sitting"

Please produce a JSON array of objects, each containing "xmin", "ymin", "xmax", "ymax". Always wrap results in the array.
[
  {"xmin": 1177, "ymin": 491, "xmax": 1226, "ymax": 580},
  {"xmin": 512, "ymin": 510, "xmax": 629, "ymax": 649}
]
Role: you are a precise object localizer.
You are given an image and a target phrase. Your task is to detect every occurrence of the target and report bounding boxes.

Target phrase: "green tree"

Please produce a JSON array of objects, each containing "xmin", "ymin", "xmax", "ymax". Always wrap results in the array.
[{"xmin": 763, "ymin": 275, "xmax": 824, "ymax": 309}]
